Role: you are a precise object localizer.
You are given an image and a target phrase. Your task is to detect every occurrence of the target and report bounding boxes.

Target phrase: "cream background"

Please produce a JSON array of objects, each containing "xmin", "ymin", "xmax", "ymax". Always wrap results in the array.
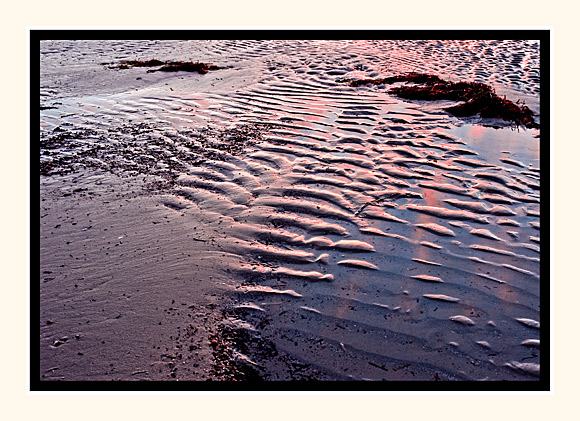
[{"xmin": 4, "ymin": 1, "xmax": 575, "ymax": 419}]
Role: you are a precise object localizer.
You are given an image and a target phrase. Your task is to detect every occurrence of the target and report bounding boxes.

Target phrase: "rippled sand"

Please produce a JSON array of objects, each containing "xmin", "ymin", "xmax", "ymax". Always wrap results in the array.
[{"xmin": 39, "ymin": 39, "xmax": 542, "ymax": 383}]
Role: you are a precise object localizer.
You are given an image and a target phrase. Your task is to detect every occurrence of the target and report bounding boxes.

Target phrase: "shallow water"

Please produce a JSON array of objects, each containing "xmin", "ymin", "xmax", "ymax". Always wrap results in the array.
[{"xmin": 40, "ymin": 39, "xmax": 542, "ymax": 381}]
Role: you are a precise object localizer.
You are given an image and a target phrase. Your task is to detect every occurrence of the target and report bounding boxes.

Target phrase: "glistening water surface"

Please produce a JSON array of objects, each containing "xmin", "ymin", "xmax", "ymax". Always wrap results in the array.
[{"xmin": 40, "ymin": 39, "xmax": 542, "ymax": 381}]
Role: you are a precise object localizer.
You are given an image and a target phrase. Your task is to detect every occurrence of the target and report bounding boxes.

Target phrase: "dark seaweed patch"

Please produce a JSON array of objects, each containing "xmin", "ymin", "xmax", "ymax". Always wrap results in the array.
[
  {"xmin": 109, "ymin": 59, "xmax": 223, "ymax": 74},
  {"xmin": 339, "ymin": 73, "xmax": 539, "ymax": 129},
  {"xmin": 209, "ymin": 324, "xmax": 270, "ymax": 381},
  {"xmin": 39, "ymin": 122, "xmax": 271, "ymax": 178},
  {"xmin": 119, "ymin": 59, "xmax": 165, "ymax": 68},
  {"xmin": 338, "ymin": 73, "xmax": 446, "ymax": 87}
]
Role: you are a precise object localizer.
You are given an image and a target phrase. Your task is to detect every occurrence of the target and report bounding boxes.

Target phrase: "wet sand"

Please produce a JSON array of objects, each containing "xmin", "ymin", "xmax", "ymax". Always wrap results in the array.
[
  {"xmin": 38, "ymin": 39, "xmax": 543, "ymax": 385},
  {"xmin": 40, "ymin": 172, "xmax": 238, "ymax": 380}
]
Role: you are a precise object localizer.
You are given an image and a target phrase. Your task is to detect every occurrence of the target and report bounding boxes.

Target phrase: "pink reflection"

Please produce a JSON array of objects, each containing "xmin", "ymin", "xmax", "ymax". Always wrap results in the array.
[
  {"xmin": 408, "ymin": 186, "xmax": 439, "ymax": 261},
  {"xmin": 467, "ymin": 124, "xmax": 485, "ymax": 139}
]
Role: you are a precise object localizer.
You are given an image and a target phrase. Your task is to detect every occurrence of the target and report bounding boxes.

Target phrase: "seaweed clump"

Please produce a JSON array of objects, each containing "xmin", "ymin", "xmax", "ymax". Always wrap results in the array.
[
  {"xmin": 39, "ymin": 121, "xmax": 271, "ymax": 178},
  {"xmin": 209, "ymin": 324, "xmax": 271, "ymax": 381},
  {"xmin": 344, "ymin": 73, "xmax": 446, "ymax": 87},
  {"xmin": 340, "ymin": 73, "xmax": 538, "ymax": 129},
  {"xmin": 117, "ymin": 59, "xmax": 165, "ymax": 68},
  {"xmin": 110, "ymin": 59, "xmax": 222, "ymax": 74}
]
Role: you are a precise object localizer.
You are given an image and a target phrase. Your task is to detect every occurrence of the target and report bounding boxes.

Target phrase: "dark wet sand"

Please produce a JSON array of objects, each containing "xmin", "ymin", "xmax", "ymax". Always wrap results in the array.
[{"xmin": 40, "ymin": 172, "xmax": 233, "ymax": 380}]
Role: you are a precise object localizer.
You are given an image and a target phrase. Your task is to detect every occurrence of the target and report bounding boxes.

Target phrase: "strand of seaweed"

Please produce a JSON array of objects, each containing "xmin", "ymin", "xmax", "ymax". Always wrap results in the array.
[{"xmin": 338, "ymin": 72, "xmax": 538, "ymax": 129}]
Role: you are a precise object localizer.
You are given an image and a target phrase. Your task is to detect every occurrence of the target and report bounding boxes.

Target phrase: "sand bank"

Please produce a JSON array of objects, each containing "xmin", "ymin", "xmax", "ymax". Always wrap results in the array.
[{"xmin": 38, "ymin": 39, "xmax": 543, "ymax": 385}]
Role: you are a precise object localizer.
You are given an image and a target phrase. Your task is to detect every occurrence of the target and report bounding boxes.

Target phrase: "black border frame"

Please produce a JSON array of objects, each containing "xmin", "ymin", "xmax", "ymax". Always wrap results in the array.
[{"xmin": 31, "ymin": 29, "xmax": 551, "ymax": 392}]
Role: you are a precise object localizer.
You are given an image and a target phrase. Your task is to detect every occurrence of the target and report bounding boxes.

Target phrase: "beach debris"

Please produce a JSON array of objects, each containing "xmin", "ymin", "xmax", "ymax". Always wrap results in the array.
[
  {"xmin": 339, "ymin": 73, "xmax": 446, "ymax": 87},
  {"xmin": 339, "ymin": 72, "xmax": 539, "ymax": 128},
  {"xmin": 368, "ymin": 361, "xmax": 390, "ymax": 373},
  {"xmin": 392, "ymin": 363, "xmax": 412, "ymax": 372},
  {"xmin": 208, "ymin": 324, "xmax": 268, "ymax": 381},
  {"xmin": 109, "ymin": 59, "xmax": 223, "ymax": 74},
  {"xmin": 112, "ymin": 59, "xmax": 165, "ymax": 68},
  {"xmin": 40, "ymin": 121, "xmax": 271, "ymax": 177}
]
